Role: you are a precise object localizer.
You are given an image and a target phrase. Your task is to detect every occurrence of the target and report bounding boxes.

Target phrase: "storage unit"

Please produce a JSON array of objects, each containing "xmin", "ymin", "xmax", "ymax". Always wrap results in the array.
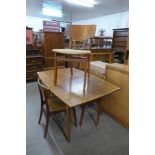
[
  {"xmin": 40, "ymin": 32, "xmax": 64, "ymax": 68},
  {"xmin": 26, "ymin": 45, "xmax": 44, "ymax": 80},
  {"xmin": 112, "ymin": 28, "xmax": 129, "ymax": 63}
]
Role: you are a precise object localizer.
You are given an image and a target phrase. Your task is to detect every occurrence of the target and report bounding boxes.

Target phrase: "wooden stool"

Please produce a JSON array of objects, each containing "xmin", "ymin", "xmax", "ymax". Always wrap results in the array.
[{"xmin": 53, "ymin": 49, "xmax": 91, "ymax": 92}]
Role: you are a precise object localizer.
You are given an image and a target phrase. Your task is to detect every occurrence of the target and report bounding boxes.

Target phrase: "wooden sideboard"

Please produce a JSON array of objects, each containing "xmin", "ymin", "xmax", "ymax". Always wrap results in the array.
[
  {"xmin": 90, "ymin": 36, "xmax": 113, "ymax": 48},
  {"xmin": 90, "ymin": 48, "xmax": 113, "ymax": 63}
]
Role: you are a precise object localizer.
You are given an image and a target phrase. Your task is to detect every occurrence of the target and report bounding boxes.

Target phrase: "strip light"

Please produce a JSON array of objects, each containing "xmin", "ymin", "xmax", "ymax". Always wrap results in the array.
[
  {"xmin": 65, "ymin": 0, "xmax": 97, "ymax": 7},
  {"xmin": 42, "ymin": 8, "xmax": 63, "ymax": 17},
  {"xmin": 42, "ymin": 1, "xmax": 63, "ymax": 17}
]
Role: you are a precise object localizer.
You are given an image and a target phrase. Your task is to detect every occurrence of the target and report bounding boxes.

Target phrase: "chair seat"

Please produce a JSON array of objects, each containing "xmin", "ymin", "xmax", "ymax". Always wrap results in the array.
[
  {"xmin": 47, "ymin": 97, "xmax": 66, "ymax": 112},
  {"xmin": 53, "ymin": 49, "xmax": 91, "ymax": 55}
]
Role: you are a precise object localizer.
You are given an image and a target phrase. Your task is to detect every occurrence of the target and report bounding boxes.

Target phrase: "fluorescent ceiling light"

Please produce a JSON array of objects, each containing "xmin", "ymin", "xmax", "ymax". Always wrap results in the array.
[
  {"xmin": 65, "ymin": 0, "xmax": 97, "ymax": 7},
  {"xmin": 42, "ymin": 8, "xmax": 63, "ymax": 17},
  {"xmin": 42, "ymin": 1, "xmax": 63, "ymax": 17}
]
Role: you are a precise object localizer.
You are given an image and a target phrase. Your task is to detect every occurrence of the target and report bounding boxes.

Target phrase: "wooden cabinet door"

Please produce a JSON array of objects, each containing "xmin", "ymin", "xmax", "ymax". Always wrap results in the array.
[
  {"xmin": 42, "ymin": 32, "xmax": 64, "ymax": 67},
  {"xmin": 43, "ymin": 32, "xmax": 64, "ymax": 57}
]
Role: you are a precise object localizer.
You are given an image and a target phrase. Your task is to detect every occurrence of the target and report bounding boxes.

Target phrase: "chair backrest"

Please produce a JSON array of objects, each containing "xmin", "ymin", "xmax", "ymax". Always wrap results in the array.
[
  {"xmin": 37, "ymin": 79, "xmax": 51, "ymax": 110},
  {"xmin": 66, "ymin": 24, "xmax": 96, "ymax": 48}
]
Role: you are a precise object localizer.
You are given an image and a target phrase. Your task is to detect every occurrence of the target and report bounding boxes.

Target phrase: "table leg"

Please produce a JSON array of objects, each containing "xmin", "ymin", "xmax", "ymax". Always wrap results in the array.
[
  {"xmin": 80, "ymin": 104, "xmax": 86, "ymax": 127},
  {"xmin": 66, "ymin": 106, "xmax": 71, "ymax": 142}
]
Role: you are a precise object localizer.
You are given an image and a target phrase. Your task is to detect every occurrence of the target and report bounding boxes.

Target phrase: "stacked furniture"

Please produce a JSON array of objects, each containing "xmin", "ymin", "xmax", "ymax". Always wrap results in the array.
[
  {"xmin": 26, "ymin": 44, "xmax": 44, "ymax": 80},
  {"xmin": 112, "ymin": 28, "xmax": 129, "ymax": 63},
  {"xmin": 53, "ymin": 25, "xmax": 96, "ymax": 92}
]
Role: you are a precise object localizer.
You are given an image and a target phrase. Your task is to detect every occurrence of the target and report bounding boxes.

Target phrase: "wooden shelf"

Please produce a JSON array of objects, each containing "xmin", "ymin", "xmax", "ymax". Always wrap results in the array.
[
  {"xmin": 112, "ymin": 28, "xmax": 129, "ymax": 63},
  {"xmin": 26, "ymin": 45, "xmax": 44, "ymax": 81}
]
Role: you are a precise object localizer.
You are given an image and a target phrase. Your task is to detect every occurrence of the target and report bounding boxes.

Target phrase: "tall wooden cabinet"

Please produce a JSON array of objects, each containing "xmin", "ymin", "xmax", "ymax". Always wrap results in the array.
[
  {"xmin": 112, "ymin": 28, "xmax": 129, "ymax": 63},
  {"xmin": 40, "ymin": 32, "xmax": 64, "ymax": 68}
]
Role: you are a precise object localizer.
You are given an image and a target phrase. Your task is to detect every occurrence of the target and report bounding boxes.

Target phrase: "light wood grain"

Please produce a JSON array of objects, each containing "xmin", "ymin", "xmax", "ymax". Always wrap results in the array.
[
  {"xmin": 37, "ymin": 68, "xmax": 119, "ymax": 108},
  {"xmin": 37, "ymin": 68, "xmax": 119, "ymax": 142},
  {"xmin": 104, "ymin": 63, "xmax": 129, "ymax": 128},
  {"xmin": 66, "ymin": 25, "xmax": 96, "ymax": 45}
]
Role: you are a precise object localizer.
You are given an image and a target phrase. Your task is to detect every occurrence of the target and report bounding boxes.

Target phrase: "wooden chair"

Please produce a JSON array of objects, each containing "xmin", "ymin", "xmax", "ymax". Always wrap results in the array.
[
  {"xmin": 53, "ymin": 24, "xmax": 96, "ymax": 92},
  {"xmin": 79, "ymin": 98, "xmax": 102, "ymax": 127},
  {"xmin": 37, "ymin": 79, "xmax": 77, "ymax": 138},
  {"xmin": 66, "ymin": 25, "xmax": 102, "ymax": 127},
  {"xmin": 66, "ymin": 24, "xmax": 96, "ymax": 49}
]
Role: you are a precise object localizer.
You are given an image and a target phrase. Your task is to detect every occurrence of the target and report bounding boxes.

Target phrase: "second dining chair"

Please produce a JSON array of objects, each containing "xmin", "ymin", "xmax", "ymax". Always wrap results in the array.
[
  {"xmin": 79, "ymin": 98, "xmax": 103, "ymax": 127},
  {"xmin": 37, "ymin": 78, "xmax": 77, "ymax": 138},
  {"xmin": 52, "ymin": 24, "xmax": 96, "ymax": 92}
]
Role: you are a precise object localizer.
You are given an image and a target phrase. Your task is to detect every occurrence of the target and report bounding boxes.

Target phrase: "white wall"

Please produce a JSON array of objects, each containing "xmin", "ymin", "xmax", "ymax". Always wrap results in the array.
[
  {"xmin": 73, "ymin": 11, "xmax": 129, "ymax": 36},
  {"xmin": 26, "ymin": 16, "xmax": 51, "ymax": 31}
]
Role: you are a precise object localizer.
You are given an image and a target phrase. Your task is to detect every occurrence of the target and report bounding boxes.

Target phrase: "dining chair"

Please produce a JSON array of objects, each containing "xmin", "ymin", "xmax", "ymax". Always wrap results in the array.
[
  {"xmin": 53, "ymin": 24, "xmax": 96, "ymax": 92},
  {"xmin": 66, "ymin": 25, "xmax": 102, "ymax": 127},
  {"xmin": 37, "ymin": 78, "xmax": 77, "ymax": 138},
  {"xmin": 79, "ymin": 98, "xmax": 102, "ymax": 127},
  {"xmin": 66, "ymin": 24, "xmax": 96, "ymax": 49}
]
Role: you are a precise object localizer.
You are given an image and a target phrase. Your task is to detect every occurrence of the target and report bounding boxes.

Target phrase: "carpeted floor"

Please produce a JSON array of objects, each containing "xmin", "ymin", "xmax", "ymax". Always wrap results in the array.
[{"xmin": 26, "ymin": 82, "xmax": 129, "ymax": 155}]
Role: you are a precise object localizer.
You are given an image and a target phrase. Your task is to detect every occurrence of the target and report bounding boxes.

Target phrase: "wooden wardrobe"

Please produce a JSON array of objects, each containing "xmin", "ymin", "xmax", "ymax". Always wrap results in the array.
[{"xmin": 40, "ymin": 32, "xmax": 64, "ymax": 68}]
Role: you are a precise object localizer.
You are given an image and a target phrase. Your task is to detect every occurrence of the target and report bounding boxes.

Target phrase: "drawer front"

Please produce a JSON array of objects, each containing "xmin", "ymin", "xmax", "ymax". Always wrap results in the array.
[
  {"xmin": 114, "ymin": 37, "xmax": 127, "ymax": 42},
  {"xmin": 113, "ymin": 41, "xmax": 127, "ymax": 47},
  {"xmin": 26, "ymin": 57, "xmax": 43, "ymax": 64},
  {"xmin": 114, "ymin": 31, "xmax": 128, "ymax": 37},
  {"xmin": 26, "ymin": 64, "xmax": 42, "ymax": 71},
  {"xmin": 26, "ymin": 71, "xmax": 38, "ymax": 80}
]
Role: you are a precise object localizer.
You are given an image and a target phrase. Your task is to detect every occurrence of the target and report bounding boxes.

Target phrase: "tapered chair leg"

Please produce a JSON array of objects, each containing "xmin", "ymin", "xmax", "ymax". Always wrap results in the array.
[
  {"xmin": 72, "ymin": 108, "xmax": 77, "ymax": 127},
  {"xmin": 44, "ymin": 113, "xmax": 49, "ymax": 138},
  {"xmin": 70, "ymin": 65, "xmax": 73, "ymax": 76},
  {"xmin": 87, "ymin": 54, "xmax": 90, "ymax": 78},
  {"xmin": 38, "ymin": 106, "xmax": 43, "ymax": 124},
  {"xmin": 80, "ymin": 104, "xmax": 86, "ymax": 127},
  {"xmin": 69, "ymin": 55, "xmax": 73, "ymax": 77},
  {"xmin": 96, "ymin": 102, "xmax": 101, "ymax": 126},
  {"xmin": 83, "ymin": 63, "xmax": 87, "ymax": 92}
]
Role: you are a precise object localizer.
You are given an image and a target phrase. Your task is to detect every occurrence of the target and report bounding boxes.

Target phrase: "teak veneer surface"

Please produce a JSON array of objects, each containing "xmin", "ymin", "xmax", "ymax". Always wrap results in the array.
[{"xmin": 37, "ymin": 68, "xmax": 119, "ymax": 107}]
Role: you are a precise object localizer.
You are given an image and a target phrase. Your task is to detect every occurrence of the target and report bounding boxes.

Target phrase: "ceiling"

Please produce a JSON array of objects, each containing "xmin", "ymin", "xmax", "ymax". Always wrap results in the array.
[{"xmin": 26, "ymin": 0, "xmax": 129, "ymax": 22}]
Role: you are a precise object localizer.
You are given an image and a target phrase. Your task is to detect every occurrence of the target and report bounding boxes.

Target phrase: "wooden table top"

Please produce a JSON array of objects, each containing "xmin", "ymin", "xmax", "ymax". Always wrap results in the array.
[{"xmin": 37, "ymin": 68, "xmax": 119, "ymax": 107}]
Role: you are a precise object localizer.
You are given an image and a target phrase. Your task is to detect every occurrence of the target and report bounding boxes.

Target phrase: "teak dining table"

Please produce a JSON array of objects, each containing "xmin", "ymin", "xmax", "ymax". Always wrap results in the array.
[{"xmin": 37, "ymin": 68, "xmax": 119, "ymax": 142}]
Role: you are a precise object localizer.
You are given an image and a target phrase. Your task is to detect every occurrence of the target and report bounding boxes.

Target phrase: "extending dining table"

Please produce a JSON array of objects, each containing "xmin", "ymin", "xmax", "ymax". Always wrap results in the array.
[{"xmin": 37, "ymin": 68, "xmax": 119, "ymax": 142}]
